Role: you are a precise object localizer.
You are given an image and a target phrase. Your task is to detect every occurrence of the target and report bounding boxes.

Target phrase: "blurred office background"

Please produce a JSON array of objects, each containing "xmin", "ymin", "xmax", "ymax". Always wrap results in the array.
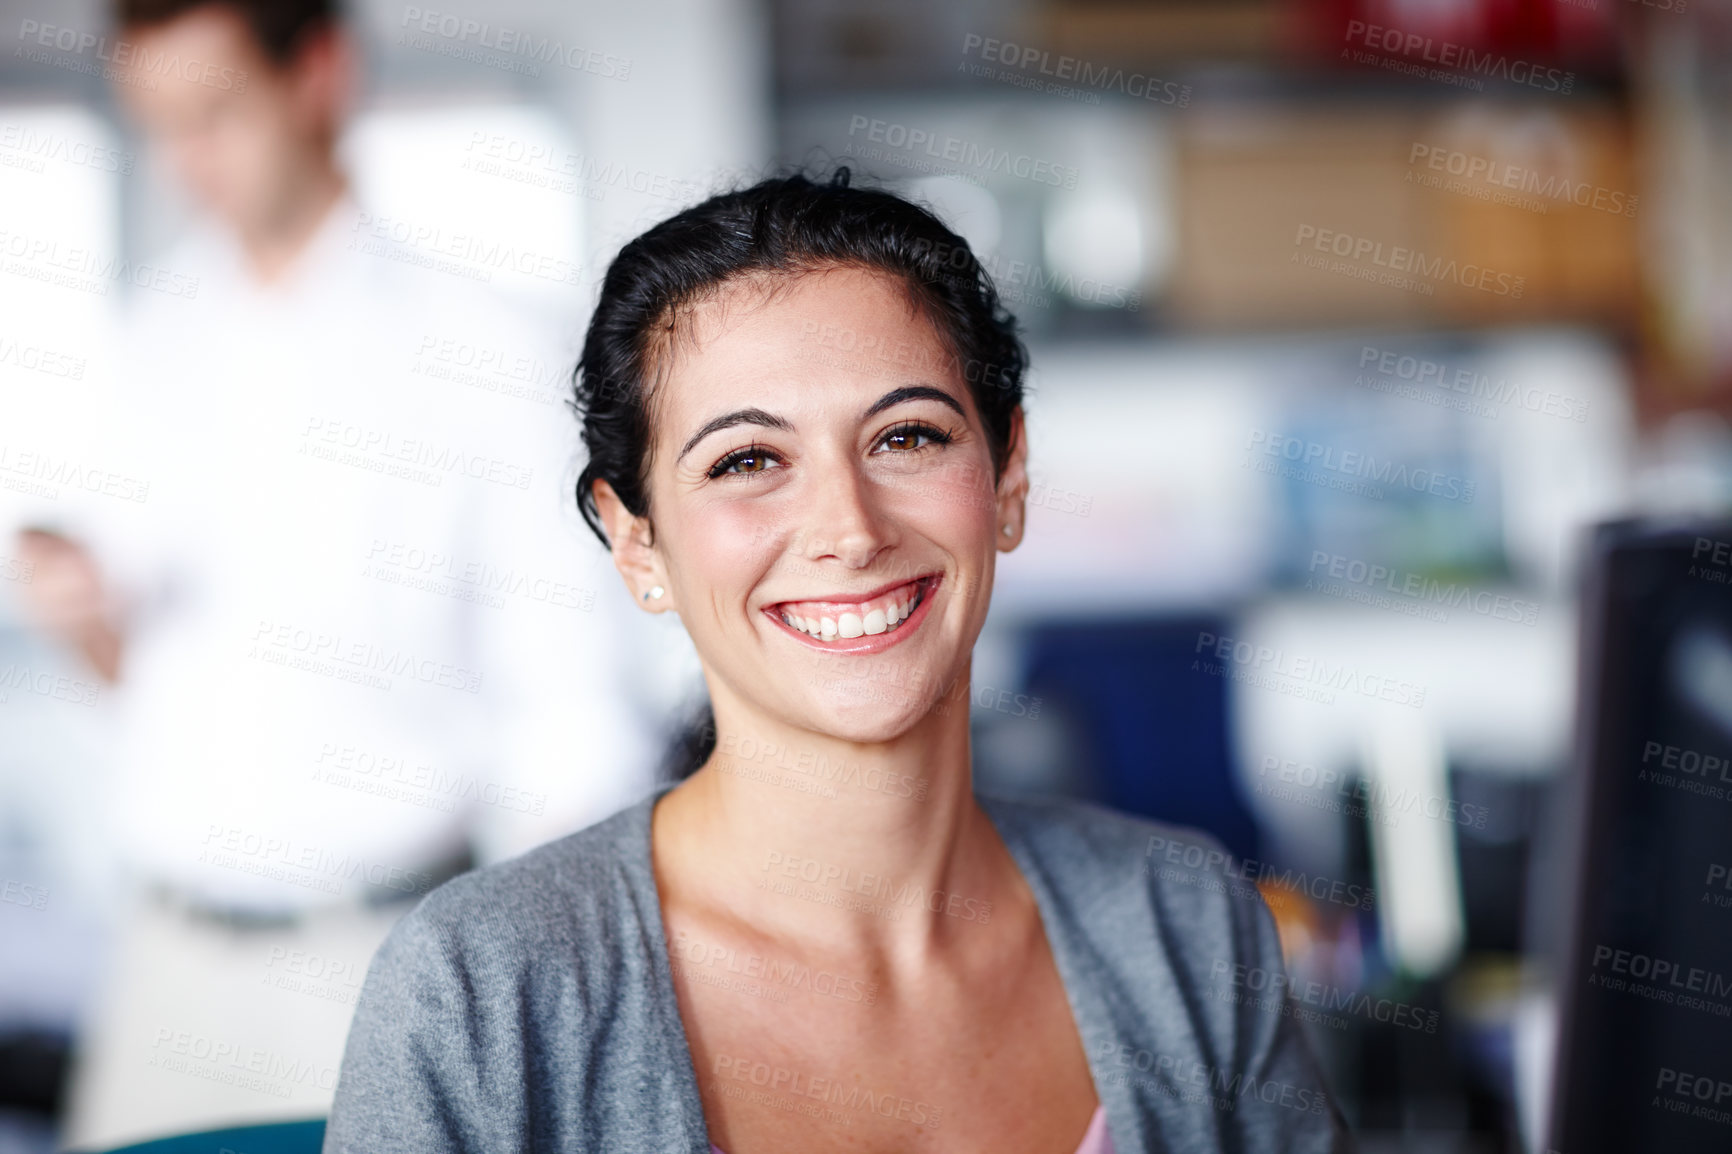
[{"xmin": 5, "ymin": 0, "xmax": 1732, "ymax": 1150}]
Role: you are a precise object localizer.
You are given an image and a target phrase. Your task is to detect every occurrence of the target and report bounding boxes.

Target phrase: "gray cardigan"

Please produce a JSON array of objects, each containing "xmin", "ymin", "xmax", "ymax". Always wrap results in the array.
[{"xmin": 324, "ymin": 785, "xmax": 1353, "ymax": 1152}]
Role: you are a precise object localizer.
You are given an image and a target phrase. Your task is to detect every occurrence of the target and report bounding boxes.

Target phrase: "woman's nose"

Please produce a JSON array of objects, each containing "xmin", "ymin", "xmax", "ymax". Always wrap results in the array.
[{"xmin": 796, "ymin": 463, "xmax": 892, "ymax": 570}]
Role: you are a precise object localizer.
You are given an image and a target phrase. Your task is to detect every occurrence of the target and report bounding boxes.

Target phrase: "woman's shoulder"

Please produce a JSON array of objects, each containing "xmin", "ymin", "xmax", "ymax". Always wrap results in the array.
[
  {"xmin": 977, "ymin": 793, "xmax": 1354, "ymax": 1149},
  {"xmin": 980, "ymin": 789, "xmax": 1237, "ymax": 891},
  {"xmin": 979, "ymin": 790, "xmax": 1272, "ymax": 970},
  {"xmin": 381, "ymin": 792, "xmax": 660, "ymax": 978},
  {"xmin": 328, "ymin": 792, "xmax": 696, "ymax": 1152}
]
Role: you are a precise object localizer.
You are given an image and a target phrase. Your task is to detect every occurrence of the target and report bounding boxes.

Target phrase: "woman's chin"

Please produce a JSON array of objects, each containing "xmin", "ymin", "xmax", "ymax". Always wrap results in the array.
[{"xmin": 791, "ymin": 686, "xmax": 946, "ymax": 745}]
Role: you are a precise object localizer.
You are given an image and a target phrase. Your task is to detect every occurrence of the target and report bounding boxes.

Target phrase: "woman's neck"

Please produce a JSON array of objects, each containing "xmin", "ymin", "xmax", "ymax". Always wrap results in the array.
[{"xmin": 651, "ymin": 675, "xmax": 1022, "ymax": 969}]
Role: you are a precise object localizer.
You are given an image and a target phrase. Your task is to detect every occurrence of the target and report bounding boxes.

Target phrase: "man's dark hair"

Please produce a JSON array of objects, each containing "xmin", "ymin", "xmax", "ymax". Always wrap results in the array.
[{"xmin": 116, "ymin": 0, "xmax": 336, "ymax": 64}]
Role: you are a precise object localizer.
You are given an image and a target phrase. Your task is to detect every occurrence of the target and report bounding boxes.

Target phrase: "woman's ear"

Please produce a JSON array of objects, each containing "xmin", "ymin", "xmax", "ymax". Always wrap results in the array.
[
  {"xmin": 593, "ymin": 479, "xmax": 674, "ymax": 612},
  {"xmin": 995, "ymin": 407, "xmax": 1030, "ymax": 551}
]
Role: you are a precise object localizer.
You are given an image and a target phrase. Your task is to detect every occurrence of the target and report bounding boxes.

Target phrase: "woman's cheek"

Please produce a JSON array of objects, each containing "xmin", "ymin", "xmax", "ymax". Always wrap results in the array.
[
  {"xmin": 687, "ymin": 493, "xmax": 789, "ymax": 570},
  {"xmin": 883, "ymin": 459, "xmax": 997, "ymax": 535}
]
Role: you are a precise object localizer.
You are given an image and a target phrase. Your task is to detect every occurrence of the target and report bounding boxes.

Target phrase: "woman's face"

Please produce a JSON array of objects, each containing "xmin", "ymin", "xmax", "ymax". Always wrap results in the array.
[{"xmin": 614, "ymin": 265, "xmax": 1026, "ymax": 744}]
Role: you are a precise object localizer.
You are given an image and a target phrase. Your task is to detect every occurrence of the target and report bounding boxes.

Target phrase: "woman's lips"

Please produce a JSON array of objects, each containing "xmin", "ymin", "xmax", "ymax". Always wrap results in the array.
[{"xmin": 763, "ymin": 574, "xmax": 940, "ymax": 653}]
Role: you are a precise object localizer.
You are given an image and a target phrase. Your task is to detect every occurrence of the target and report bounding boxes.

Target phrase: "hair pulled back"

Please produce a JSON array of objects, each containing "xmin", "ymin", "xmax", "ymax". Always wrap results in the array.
[{"xmin": 571, "ymin": 168, "xmax": 1027, "ymax": 548}]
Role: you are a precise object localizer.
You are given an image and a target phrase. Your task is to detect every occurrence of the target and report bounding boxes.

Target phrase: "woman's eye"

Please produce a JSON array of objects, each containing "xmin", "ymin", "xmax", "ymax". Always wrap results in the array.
[
  {"xmin": 708, "ymin": 447, "xmax": 781, "ymax": 479},
  {"xmin": 876, "ymin": 423, "xmax": 950, "ymax": 453}
]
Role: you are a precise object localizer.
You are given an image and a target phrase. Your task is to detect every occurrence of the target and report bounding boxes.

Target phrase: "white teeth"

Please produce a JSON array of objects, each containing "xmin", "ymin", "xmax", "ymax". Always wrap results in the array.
[{"xmin": 776, "ymin": 582, "xmax": 928, "ymax": 643}]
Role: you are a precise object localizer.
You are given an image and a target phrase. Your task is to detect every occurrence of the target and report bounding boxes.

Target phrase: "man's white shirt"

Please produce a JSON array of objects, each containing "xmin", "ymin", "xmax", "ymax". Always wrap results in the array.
[{"xmin": 60, "ymin": 198, "xmax": 659, "ymax": 912}]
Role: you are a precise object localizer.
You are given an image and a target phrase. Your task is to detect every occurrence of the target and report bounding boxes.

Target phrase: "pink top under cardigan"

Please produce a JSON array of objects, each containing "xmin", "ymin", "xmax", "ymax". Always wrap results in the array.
[{"xmin": 710, "ymin": 1101, "xmax": 1115, "ymax": 1154}]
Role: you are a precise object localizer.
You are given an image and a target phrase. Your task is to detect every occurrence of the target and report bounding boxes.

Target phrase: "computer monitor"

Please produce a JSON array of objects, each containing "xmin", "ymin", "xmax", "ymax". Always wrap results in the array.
[{"xmin": 1545, "ymin": 518, "xmax": 1732, "ymax": 1152}]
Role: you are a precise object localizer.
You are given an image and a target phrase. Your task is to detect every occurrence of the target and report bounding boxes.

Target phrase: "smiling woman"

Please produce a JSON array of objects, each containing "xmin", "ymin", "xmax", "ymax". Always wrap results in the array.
[{"xmin": 321, "ymin": 172, "xmax": 1351, "ymax": 1154}]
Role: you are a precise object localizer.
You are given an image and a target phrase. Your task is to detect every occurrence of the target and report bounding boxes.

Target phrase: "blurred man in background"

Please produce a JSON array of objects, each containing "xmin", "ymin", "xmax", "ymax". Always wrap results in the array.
[{"xmin": 12, "ymin": 0, "xmax": 658, "ymax": 1146}]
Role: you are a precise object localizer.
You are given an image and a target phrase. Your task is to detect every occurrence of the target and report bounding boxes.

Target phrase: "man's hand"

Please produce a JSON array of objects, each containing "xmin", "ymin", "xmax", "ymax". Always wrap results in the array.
[{"xmin": 13, "ymin": 528, "xmax": 123, "ymax": 682}]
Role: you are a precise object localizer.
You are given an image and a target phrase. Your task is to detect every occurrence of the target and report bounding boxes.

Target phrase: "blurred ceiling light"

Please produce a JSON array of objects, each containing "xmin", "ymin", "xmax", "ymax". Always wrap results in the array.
[
  {"xmin": 905, "ymin": 173, "xmax": 1001, "ymax": 257},
  {"xmin": 1042, "ymin": 188, "xmax": 1144, "ymax": 308}
]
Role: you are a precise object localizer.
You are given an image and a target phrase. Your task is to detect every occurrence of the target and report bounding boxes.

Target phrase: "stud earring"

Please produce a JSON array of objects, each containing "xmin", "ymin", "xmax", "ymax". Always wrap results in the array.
[
  {"xmin": 643, "ymin": 585, "xmax": 664, "ymax": 602},
  {"xmin": 1002, "ymin": 524, "xmax": 1014, "ymax": 537}
]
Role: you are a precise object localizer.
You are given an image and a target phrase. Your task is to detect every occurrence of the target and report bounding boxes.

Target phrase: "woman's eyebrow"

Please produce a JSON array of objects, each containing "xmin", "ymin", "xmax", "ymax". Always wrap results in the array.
[
  {"xmin": 677, "ymin": 407, "xmax": 794, "ymax": 464},
  {"xmin": 676, "ymin": 387, "xmax": 964, "ymax": 464},
  {"xmin": 864, "ymin": 385, "xmax": 966, "ymax": 419}
]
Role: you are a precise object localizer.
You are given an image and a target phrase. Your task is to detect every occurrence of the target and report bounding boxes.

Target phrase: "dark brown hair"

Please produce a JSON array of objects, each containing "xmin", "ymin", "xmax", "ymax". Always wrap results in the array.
[
  {"xmin": 570, "ymin": 168, "xmax": 1029, "ymax": 778},
  {"xmin": 571, "ymin": 168, "xmax": 1028, "ymax": 549},
  {"xmin": 115, "ymin": 0, "xmax": 336, "ymax": 63}
]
